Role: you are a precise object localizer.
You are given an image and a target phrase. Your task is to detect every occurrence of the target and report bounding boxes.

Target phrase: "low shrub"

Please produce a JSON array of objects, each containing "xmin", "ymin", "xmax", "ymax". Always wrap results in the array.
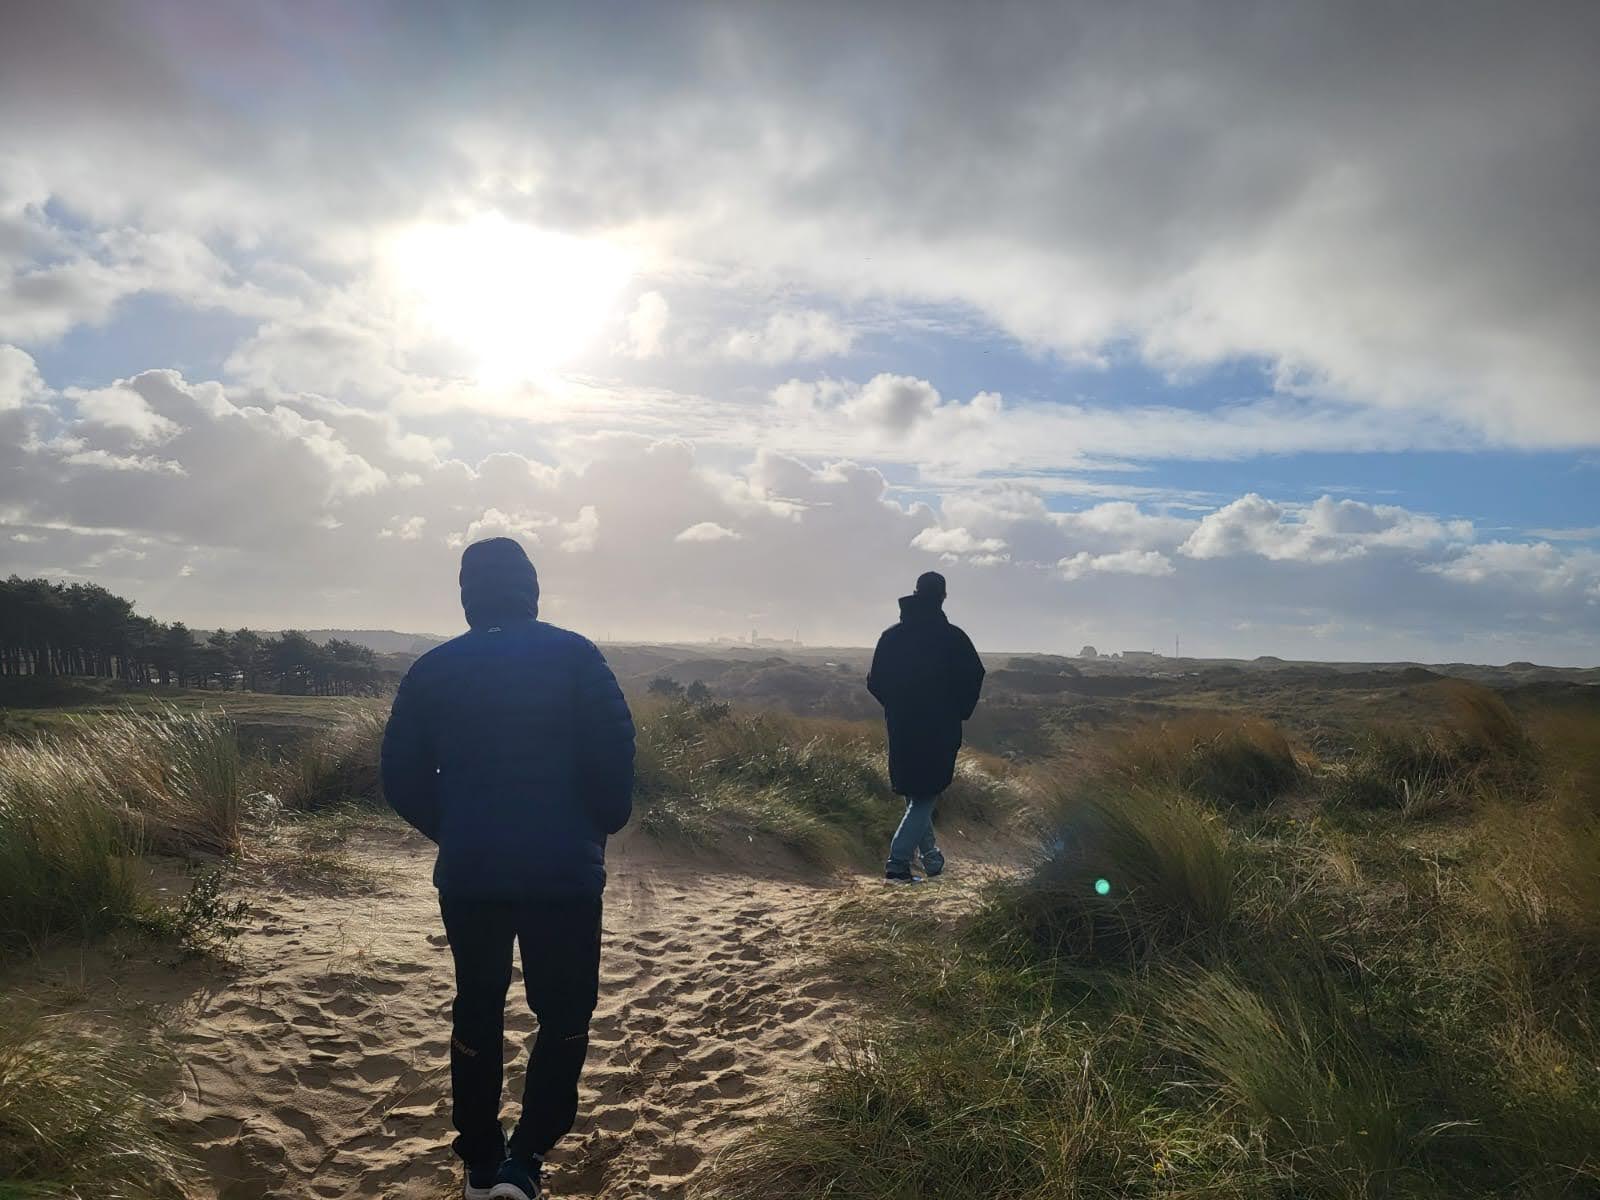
[{"xmin": 141, "ymin": 865, "xmax": 252, "ymax": 960}]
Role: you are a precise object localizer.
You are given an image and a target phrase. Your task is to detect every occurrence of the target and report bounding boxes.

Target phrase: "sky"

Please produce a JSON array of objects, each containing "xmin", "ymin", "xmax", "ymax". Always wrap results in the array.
[{"xmin": 2, "ymin": 1, "xmax": 1598, "ymax": 663}]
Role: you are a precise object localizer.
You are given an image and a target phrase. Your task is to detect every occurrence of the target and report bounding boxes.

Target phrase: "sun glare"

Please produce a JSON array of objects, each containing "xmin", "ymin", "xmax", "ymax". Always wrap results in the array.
[{"xmin": 386, "ymin": 213, "xmax": 632, "ymax": 382}]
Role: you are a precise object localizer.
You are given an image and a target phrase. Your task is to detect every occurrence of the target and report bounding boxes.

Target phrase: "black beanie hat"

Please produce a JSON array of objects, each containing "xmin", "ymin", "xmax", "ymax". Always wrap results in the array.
[
  {"xmin": 914, "ymin": 570, "xmax": 947, "ymax": 600},
  {"xmin": 459, "ymin": 537, "xmax": 540, "ymax": 628}
]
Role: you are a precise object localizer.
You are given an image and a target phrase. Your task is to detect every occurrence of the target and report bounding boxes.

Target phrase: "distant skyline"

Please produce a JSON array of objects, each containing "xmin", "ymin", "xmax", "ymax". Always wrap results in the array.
[{"xmin": 2, "ymin": 3, "xmax": 1597, "ymax": 664}]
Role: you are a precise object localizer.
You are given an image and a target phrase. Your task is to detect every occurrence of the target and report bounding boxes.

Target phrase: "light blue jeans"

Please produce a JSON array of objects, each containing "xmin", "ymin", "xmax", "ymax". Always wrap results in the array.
[{"xmin": 886, "ymin": 795, "xmax": 944, "ymax": 876}]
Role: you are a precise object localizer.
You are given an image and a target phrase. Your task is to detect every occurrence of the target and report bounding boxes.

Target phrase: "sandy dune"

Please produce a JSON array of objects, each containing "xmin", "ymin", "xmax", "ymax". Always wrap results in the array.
[{"xmin": 162, "ymin": 827, "xmax": 860, "ymax": 1199}]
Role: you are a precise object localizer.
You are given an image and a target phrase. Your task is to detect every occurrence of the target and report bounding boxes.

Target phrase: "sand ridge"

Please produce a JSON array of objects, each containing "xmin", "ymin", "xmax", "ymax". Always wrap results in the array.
[{"xmin": 165, "ymin": 827, "xmax": 860, "ymax": 1199}]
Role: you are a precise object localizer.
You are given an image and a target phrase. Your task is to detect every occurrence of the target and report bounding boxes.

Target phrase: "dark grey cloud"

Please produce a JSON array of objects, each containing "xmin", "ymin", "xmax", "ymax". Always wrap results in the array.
[{"xmin": 2, "ymin": 2, "xmax": 1596, "ymax": 441}]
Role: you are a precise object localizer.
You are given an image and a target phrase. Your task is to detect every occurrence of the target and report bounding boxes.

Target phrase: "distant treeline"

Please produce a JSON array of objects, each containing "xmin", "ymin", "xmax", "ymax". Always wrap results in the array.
[{"xmin": 0, "ymin": 576, "xmax": 388, "ymax": 695}]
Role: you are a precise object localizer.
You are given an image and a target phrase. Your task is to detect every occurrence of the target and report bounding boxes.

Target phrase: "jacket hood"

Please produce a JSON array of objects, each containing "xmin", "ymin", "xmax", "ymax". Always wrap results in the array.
[
  {"xmin": 898, "ymin": 592, "xmax": 948, "ymax": 623},
  {"xmin": 459, "ymin": 537, "xmax": 540, "ymax": 628}
]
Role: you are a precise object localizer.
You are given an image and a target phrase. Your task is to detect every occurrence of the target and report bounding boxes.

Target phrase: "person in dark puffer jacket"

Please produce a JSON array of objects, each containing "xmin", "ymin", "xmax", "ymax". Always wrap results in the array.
[{"xmin": 382, "ymin": 537, "xmax": 634, "ymax": 1200}]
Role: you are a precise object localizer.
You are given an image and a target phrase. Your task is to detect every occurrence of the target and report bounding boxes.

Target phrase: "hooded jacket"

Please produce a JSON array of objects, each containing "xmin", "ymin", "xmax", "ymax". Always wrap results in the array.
[
  {"xmin": 866, "ymin": 592, "xmax": 985, "ymax": 797},
  {"xmin": 380, "ymin": 539, "xmax": 635, "ymax": 899}
]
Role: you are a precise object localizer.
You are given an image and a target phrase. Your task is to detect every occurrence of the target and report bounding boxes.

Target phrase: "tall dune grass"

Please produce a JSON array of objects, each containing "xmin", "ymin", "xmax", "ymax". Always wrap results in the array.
[
  {"xmin": 256, "ymin": 699, "xmax": 1016, "ymax": 865},
  {"xmin": 269, "ymin": 706, "xmax": 385, "ymax": 810},
  {"xmin": 1097, "ymin": 712, "xmax": 1304, "ymax": 809},
  {"xmin": 710, "ymin": 700, "xmax": 1600, "ymax": 1199},
  {"xmin": 92, "ymin": 710, "xmax": 245, "ymax": 854},
  {"xmin": 1156, "ymin": 967, "xmax": 1411, "ymax": 1193},
  {"xmin": 0, "ymin": 710, "xmax": 243, "ymax": 954},
  {"xmin": 1329, "ymin": 681, "xmax": 1540, "ymax": 815},
  {"xmin": 0, "ymin": 742, "xmax": 143, "ymax": 953},
  {"xmin": 0, "ymin": 1001, "xmax": 191, "ymax": 1198},
  {"xmin": 980, "ymin": 773, "xmax": 1238, "ymax": 962},
  {"xmin": 636, "ymin": 700, "xmax": 1015, "ymax": 863}
]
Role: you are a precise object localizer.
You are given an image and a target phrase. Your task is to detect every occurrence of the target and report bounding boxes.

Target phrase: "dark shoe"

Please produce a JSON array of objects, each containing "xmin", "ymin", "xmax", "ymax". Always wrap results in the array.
[
  {"xmin": 464, "ymin": 1160, "xmax": 502, "ymax": 1200},
  {"xmin": 489, "ymin": 1155, "xmax": 544, "ymax": 1200},
  {"xmin": 884, "ymin": 869, "xmax": 922, "ymax": 884},
  {"xmin": 923, "ymin": 864, "xmax": 944, "ymax": 878}
]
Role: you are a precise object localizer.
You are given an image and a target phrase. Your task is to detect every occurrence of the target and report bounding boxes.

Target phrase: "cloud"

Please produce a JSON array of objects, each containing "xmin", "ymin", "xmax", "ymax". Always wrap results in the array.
[
  {"xmin": 675, "ymin": 521, "xmax": 741, "ymax": 543},
  {"xmin": 1431, "ymin": 541, "xmax": 1600, "ymax": 598},
  {"xmin": 561, "ymin": 505, "xmax": 600, "ymax": 552},
  {"xmin": 622, "ymin": 291, "xmax": 669, "ymax": 359},
  {"xmin": 724, "ymin": 309, "xmax": 855, "ymax": 364},
  {"xmin": 911, "ymin": 526, "xmax": 1007, "ymax": 558},
  {"xmin": 1526, "ymin": 526, "xmax": 1600, "ymax": 543},
  {"xmin": 848, "ymin": 374, "xmax": 940, "ymax": 433},
  {"xmin": 59, "ymin": 446, "xmax": 185, "ymax": 474},
  {"xmin": 1181, "ymin": 494, "xmax": 1470, "ymax": 563},
  {"xmin": 463, "ymin": 508, "xmax": 557, "ymax": 545},
  {"xmin": 3, "ymin": 5, "xmax": 1598, "ymax": 448},
  {"xmin": 380, "ymin": 516, "xmax": 426, "ymax": 541},
  {"xmin": 70, "ymin": 384, "xmax": 181, "ymax": 444},
  {"xmin": 4, "ymin": 348, "xmax": 1594, "ymax": 662},
  {"xmin": 0, "ymin": 343, "xmax": 44, "ymax": 410},
  {"xmin": 1059, "ymin": 549, "xmax": 1175, "ymax": 580}
]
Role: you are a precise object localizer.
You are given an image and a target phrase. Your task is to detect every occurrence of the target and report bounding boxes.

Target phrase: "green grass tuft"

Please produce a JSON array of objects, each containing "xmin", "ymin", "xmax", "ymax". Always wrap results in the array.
[
  {"xmin": 1099, "ymin": 713, "xmax": 1304, "ymax": 810},
  {"xmin": 0, "ymin": 1001, "xmax": 192, "ymax": 1198},
  {"xmin": 636, "ymin": 700, "xmax": 1013, "ymax": 865},
  {"xmin": 268, "ymin": 707, "xmax": 386, "ymax": 811},
  {"xmin": 0, "ymin": 710, "xmax": 244, "ymax": 955},
  {"xmin": 981, "ymin": 775, "xmax": 1238, "ymax": 963}
]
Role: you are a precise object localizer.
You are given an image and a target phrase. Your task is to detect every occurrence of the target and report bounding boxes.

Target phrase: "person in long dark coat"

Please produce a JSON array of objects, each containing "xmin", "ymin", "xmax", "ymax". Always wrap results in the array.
[{"xmin": 866, "ymin": 571, "xmax": 985, "ymax": 882}]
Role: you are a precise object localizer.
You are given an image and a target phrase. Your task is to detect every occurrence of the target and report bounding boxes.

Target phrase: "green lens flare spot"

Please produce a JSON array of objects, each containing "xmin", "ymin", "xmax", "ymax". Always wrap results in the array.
[{"xmin": 1094, "ymin": 878, "xmax": 1111, "ymax": 896}]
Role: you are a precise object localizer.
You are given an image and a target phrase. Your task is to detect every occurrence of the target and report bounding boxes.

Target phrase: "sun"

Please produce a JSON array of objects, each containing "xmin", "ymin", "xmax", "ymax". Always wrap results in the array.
[{"xmin": 386, "ymin": 213, "xmax": 632, "ymax": 383}]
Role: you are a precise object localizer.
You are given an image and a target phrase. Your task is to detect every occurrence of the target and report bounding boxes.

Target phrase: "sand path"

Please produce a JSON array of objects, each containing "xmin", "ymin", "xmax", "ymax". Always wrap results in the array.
[{"xmin": 168, "ymin": 827, "xmax": 858, "ymax": 1199}]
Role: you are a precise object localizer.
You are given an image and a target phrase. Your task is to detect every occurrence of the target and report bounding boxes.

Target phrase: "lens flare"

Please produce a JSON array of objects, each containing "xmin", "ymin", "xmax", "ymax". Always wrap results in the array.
[{"xmin": 1094, "ymin": 877, "xmax": 1112, "ymax": 896}]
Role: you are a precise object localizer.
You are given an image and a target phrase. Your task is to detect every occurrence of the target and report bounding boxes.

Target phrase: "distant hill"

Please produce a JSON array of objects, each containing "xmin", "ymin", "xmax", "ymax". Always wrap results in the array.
[{"xmin": 297, "ymin": 630, "xmax": 449, "ymax": 655}]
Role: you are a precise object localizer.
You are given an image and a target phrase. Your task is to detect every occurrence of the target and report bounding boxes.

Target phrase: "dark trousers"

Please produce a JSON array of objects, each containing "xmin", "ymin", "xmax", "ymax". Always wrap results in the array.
[{"xmin": 438, "ymin": 893, "xmax": 603, "ymax": 1167}]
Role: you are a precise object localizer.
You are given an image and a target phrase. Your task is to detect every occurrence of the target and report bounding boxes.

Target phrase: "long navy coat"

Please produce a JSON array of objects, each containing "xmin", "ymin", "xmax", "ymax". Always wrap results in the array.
[
  {"xmin": 867, "ymin": 594, "xmax": 985, "ymax": 797},
  {"xmin": 380, "ymin": 618, "xmax": 635, "ymax": 900}
]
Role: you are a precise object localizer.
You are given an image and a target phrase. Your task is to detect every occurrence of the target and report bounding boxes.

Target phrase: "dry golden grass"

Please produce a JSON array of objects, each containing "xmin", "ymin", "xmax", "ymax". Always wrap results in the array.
[
  {"xmin": 1095, "ymin": 712, "xmax": 1305, "ymax": 810},
  {"xmin": 0, "ymin": 710, "xmax": 244, "ymax": 954},
  {"xmin": 713, "ymin": 696, "xmax": 1600, "ymax": 1200}
]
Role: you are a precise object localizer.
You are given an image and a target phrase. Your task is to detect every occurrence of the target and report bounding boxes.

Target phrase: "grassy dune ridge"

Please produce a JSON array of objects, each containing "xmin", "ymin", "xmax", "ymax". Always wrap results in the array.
[
  {"xmin": 710, "ymin": 685, "xmax": 1600, "ymax": 1199},
  {"xmin": 0, "ymin": 694, "xmax": 1012, "ymax": 1197},
  {"xmin": 2, "ymin": 680, "xmax": 1595, "ymax": 1198},
  {"xmin": 1, "ymin": 697, "xmax": 1009, "ymax": 957}
]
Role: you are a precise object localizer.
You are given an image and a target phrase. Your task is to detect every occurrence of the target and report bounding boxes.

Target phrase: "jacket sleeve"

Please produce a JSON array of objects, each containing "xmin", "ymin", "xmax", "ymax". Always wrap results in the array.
[
  {"xmin": 950, "ymin": 627, "xmax": 985, "ymax": 721},
  {"xmin": 381, "ymin": 667, "xmax": 439, "ymax": 841},
  {"xmin": 575, "ymin": 641, "xmax": 635, "ymax": 835},
  {"xmin": 866, "ymin": 631, "xmax": 890, "ymax": 706}
]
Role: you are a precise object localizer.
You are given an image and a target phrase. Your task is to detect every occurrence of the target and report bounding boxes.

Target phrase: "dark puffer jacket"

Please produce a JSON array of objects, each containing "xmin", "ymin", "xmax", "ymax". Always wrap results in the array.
[
  {"xmin": 866, "ymin": 593, "xmax": 985, "ymax": 797},
  {"xmin": 381, "ymin": 540, "xmax": 634, "ymax": 899}
]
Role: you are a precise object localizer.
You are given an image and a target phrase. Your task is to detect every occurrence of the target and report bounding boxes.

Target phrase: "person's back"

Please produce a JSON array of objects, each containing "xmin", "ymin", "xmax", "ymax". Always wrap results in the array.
[
  {"xmin": 867, "ymin": 571, "xmax": 984, "ymax": 882},
  {"xmin": 381, "ymin": 537, "xmax": 633, "ymax": 1200},
  {"xmin": 387, "ymin": 619, "xmax": 633, "ymax": 897}
]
